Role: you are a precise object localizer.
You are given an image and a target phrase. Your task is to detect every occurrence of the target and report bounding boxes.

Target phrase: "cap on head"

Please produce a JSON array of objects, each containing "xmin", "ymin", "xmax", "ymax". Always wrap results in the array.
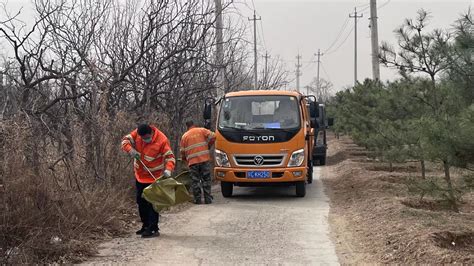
[
  {"xmin": 137, "ymin": 124, "xmax": 152, "ymax": 136},
  {"xmin": 185, "ymin": 120, "xmax": 194, "ymax": 129}
]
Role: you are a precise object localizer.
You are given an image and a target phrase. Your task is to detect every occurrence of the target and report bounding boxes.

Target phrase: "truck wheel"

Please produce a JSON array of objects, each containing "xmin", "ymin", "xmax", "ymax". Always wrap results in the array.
[
  {"xmin": 319, "ymin": 156, "xmax": 326, "ymax": 166},
  {"xmin": 296, "ymin": 181, "xmax": 306, "ymax": 197},
  {"xmin": 307, "ymin": 159, "xmax": 313, "ymax": 184},
  {"xmin": 221, "ymin": 182, "xmax": 233, "ymax": 197}
]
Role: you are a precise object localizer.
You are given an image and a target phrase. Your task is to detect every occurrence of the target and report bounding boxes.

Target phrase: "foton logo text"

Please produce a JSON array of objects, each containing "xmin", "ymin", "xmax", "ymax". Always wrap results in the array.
[{"xmin": 242, "ymin": 136, "xmax": 275, "ymax": 142}]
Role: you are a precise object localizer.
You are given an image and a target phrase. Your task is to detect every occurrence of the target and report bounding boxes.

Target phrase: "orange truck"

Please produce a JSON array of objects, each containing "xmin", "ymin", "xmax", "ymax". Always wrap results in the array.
[{"xmin": 203, "ymin": 90, "xmax": 319, "ymax": 197}]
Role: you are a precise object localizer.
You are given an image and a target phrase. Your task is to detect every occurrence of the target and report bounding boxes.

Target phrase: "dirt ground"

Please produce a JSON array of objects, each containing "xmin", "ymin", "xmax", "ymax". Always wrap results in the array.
[
  {"xmin": 77, "ymin": 134, "xmax": 473, "ymax": 264},
  {"xmin": 84, "ymin": 170, "xmax": 339, "ymax": 264},
  {"xmin": 323, "ymin": 134, "xmax": 474, "ymax": 264}
]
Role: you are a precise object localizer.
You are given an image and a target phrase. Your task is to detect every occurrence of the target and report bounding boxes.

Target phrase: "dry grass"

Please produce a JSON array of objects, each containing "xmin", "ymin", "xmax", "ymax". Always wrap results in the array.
[
  {"xmin": 1, "ymin": 182, "xmax": 135, "ymax": 263},
  {"xmin": 324, "ymin": 134, "xmax": 474, "ymax": 264},
  {"xmin": 0, "ymin": 113, "xmax": 155, "ymax": 263}
]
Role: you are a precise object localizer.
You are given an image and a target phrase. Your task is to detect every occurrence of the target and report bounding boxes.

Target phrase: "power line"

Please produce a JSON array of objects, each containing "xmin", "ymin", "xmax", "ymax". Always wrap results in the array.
[
  {"xmin": 235, "ymin": 2, "xmax": 267, "ymax": 58},
  {"xmin": 320, "ymin": 61, "xmax": 331, "ymax": 83},
  {"xmin": 259, "ymin": 19, "xmax": 267, "ymax": 50},
  {"xmin": 358, "ymin": 2, "xmax": 371, "ymax": 12},
  {"xmin": 233, "ymin": 0, "xmax": 253, "ymax": 12},
  {"xmin": 378, "ymin": 0, "xmax": 391, "ymax": 10},
  {"xmin": 325, "ymin": 24, "xmax": 354, "ymax": 55},
  {"xmin": 278, "ymin": 58, "xmax": 314, "ymax": 64},
  {"xmin": 323, "ymin": 17, "xmax": 350, "ymax": 53},
  {"xmin": 355, "ymin": 2, "xmax": 370, "ymax": 9},
  {"xmin": 322, "ymin": 1, "xmax": 370, "ymax": 55},
  {"xmin": 302, "ymin": 54, "xmax": 316, "ymax": 71}
]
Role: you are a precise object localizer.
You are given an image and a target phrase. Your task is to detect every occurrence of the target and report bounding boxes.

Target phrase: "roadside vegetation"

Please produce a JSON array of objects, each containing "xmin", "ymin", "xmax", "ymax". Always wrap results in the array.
[
  {"xmin": 0, "ymin": 0, "xmax": 288, "ymax": 263},
  {"xmin": 324, "ymin": 135, "xmax": 473, "ymax": 264},
  {"xmin": 329, "ymin": 9, "xmax": 473, "ymax": 211}
]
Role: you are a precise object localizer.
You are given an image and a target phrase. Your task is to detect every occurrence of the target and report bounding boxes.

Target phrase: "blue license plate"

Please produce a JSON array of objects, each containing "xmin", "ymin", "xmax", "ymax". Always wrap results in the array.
[{"xmin": 247, "ymin": 171, "xmax": 270, "ymax": 179}]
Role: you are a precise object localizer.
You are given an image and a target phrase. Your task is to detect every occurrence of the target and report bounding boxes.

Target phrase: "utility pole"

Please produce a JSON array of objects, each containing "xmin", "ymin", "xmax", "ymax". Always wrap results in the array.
[
  {"xmin": 214, "ymin": 0, "xmax": 225, "ymax": 97},
  {"xmin": 315, "ymin": 49, "xmax": 323, "ymax": 95},
  {"xmin": 262, "ymin": 52, "xmax": 270, "ymax": 89},
  {"xmin": 349, "ymin": 7, "xmax": 363, "ymax": 87},
  {"xmin": 249, "ymin": 10, "xmax": 261, "ymax": 90},
  {"xmin": 295, "ymin": 54, "xmax": 302, "ymax": 92},
  {"xmin": 369, "ymin": 0, "xmax": 380, "ymax": 81}
]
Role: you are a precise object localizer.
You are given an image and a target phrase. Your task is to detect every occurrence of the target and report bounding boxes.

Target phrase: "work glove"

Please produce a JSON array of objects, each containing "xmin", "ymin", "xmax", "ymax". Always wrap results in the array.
[
  {"xmin": 129, "ymin": 149, "xmax": 140, "ymax": 160},
  {"xmin": 164, "ymin": 169, "xmax": 172, "ymax": 178}
]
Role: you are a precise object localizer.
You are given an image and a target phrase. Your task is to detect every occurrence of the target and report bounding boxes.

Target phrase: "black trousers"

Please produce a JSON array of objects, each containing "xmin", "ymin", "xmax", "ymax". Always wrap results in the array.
[{"xmin": 136, "ymin": 181, "xmax": 159, "ymax": 230}]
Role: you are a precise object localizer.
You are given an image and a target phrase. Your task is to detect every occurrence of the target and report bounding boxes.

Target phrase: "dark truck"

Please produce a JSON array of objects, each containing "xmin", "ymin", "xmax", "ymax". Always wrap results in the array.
[{"xmin": 312, "ymin": 104, "xmax": 333, "ymax": 165}]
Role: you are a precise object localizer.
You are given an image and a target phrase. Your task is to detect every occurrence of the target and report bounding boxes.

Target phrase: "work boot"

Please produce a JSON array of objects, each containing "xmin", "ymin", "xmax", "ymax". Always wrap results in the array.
[
  {"xmin": 151, "ymin": 225, "xmax": 159, "ymax": 234},
  {"xmin": 136, "ymin": 227, "xmax": 146, "ymax": 235},
  {"xmin": 141, "ymin": 228, "xmax": 155, "ymax": 238},
  {"xmin": 194, "ymin": 198, "xmax": 202, "ymax": 204}
]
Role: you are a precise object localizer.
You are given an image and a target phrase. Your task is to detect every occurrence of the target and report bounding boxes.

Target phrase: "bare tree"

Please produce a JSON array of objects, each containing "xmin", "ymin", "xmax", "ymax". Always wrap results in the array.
[
  {"xmin": 307, "ymin": 77, "xmax": 333, "ymax": 103},
  {"xmin": 258, "ymin": 55, "xmax": 290, "ymax": 90}
]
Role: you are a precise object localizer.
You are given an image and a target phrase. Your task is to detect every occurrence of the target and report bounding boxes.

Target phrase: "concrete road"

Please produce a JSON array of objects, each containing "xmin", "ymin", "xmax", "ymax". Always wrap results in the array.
[{"xmin": 86, "ymin": 167, "xmax": 339, "ymax": 265}]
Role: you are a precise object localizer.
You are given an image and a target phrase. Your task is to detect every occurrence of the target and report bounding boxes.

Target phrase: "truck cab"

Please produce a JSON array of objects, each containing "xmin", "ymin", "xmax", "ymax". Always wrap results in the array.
[{"xmin": 204, "ymin": 90, "xmax": 319, "ymax": 197}]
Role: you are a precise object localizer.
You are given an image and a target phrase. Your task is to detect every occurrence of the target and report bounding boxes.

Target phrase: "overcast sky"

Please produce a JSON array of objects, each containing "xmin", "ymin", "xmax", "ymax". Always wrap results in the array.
[
  {"xmin": 237, "ymin": 0, "xmax": 472, "ymax": 92},
  {"xmin": 2, "ymin": 0, "xmax": 472, "ymax": 93}
]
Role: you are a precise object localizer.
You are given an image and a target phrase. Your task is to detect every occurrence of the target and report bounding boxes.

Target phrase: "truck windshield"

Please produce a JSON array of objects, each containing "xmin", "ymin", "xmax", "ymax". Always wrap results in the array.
[{"xmin": 218, "ymin": 95, "xmax": 301, "ymax": 130}]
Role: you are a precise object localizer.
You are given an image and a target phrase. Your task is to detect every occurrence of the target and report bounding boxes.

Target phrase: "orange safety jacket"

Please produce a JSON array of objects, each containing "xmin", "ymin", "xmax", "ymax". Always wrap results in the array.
[
  {"xmin": 180, "ymin": 127, "xmax": 216, "ymax": 166},
  {"xmin": 121, "ymin": 126, "xmax": 176, "ymax": 184}
]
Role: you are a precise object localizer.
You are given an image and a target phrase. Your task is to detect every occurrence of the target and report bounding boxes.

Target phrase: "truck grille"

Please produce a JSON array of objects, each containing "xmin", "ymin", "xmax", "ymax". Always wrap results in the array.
[{"xmin": 233, "ymin": 154, "xmax": 286, "ymax": 167}]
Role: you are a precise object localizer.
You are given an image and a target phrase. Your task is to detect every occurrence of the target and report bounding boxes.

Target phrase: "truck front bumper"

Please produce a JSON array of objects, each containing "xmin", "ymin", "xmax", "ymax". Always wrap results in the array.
[{"xmin": 214, "ymin": 166, "xmax": 307, "ymax": 183}]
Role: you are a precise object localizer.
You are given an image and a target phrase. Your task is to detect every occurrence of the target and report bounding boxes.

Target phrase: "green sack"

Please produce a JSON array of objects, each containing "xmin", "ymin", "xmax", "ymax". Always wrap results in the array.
[
  {"xmin": 173, "ymin": 171, "xmax": 192, "ymax": 190},
  {"xmin": 142, "ymin": 171, "xmax": 193, "ymax": 212}
]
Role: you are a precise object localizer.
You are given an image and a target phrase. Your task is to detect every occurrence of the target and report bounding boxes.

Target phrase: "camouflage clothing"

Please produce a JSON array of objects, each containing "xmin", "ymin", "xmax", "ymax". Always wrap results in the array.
[{"xmin": 189, "ymin": 162, "xmax": 212, "ymax": 202}]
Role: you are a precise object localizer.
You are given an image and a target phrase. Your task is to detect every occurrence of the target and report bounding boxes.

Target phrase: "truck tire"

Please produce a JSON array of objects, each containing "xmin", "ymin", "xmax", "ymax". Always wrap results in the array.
[
  {"xmin": 296, "ymin": 181, "xmax": 306, "ymax": 197},
  {"xmin": 307, "ymin": 159, "xmax": 313, "ymax": 184},
  {"xmin": 319, "ymin": 156, "xmax": 326, "ymax": 166},
  {"xmin": 221, "ymin": 182, "xmax": 233, "ymax": 197}
]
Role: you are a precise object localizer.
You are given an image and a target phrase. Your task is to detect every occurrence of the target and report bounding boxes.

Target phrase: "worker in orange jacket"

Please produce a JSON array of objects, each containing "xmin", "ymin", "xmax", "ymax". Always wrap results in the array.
[
  {"xmin": 180, "ymin": 120, "xmax": 216, "ymax": 204},
  {"xmin": 121, "ymin": 124, "xmax": 175, "ymax": 238}
]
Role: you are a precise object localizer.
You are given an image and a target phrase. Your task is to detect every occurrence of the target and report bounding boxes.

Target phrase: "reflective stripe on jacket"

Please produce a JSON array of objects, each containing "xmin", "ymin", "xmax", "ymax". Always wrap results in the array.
[
  {"xmin": 121, "ymin": 126, "xmax": 175, "ymax": 184},
  {"xmin": 180, "ymin": 127, "xmax": 215, "ymax": 166}
]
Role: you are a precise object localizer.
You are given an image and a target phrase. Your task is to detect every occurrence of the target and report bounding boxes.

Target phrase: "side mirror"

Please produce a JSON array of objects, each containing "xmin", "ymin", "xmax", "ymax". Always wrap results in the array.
[
  {"xmin": 309, "ymin": 101, "xmax": 319, "ymax": 118},
  {"xmin": 203, "ymin": 104, "xmax": 212, "ymax": 120},
  {"xmin": 327, "ymin": 117, "xmax": 334, "ymax": 127},
  {"xmin": 204, "ymin": 120, "xmax": 211, "ymax": 130},
  {"xmin": 203, "ymin": 98, "xmax": 214, "ymax": 120}
]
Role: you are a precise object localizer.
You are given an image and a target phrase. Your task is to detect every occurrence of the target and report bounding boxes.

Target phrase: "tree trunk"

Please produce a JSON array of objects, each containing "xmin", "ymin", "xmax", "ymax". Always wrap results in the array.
[
  {"xmin": 84, "ymin": 119, "xmax": 95, "ymax": 177},
  {"xmin": 0, "ymin": 121, "xmax": 6, "ymax": 223},
  {"xmin": 27, "ymin": 120, "xmax": 41, "ymax": 177},
  {"xmin": 420, "ymin": 160, "xmax": 426, "ymax": 179},
  {"xmin": 430, "ymin": 74, "xmax": 439, "ymax": 115},
  {"xmin": 443, "ymin": 160, "xmax": 458, "ymax": 212}
]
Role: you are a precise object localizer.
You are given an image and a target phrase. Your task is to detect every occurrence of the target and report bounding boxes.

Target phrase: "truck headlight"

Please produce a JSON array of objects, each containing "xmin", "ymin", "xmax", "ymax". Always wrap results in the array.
[
  {"xmin": 287, "ymin": 149, "xmax": 305, "ymax": 167},
  {"xmin": 215, "ymin": 149, "xmax": 230, "ymax": 167}
]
